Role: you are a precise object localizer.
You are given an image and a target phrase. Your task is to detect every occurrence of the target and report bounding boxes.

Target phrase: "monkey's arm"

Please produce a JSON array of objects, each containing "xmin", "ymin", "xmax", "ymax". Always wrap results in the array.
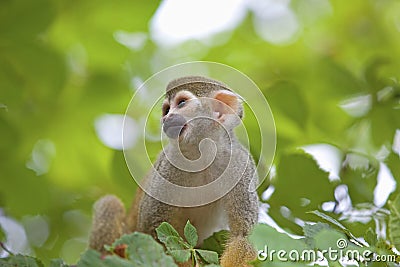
[
  {"xmin": 136, "ymin": 193, "xmax": 176, "ymax": 237},
  {"xmin": 133, "ymin": 159, "xmax": 179, "ymax": 237}
]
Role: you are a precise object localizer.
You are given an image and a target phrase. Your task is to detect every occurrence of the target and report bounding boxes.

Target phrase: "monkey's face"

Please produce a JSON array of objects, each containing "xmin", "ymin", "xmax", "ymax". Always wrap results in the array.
[
  {"xmin": 161, "ymin": 90, "xmax": 204, "ymax": 143},
  {"xmin": 161, "ymin": 89, "xmax": 242, "ymax": 146}
]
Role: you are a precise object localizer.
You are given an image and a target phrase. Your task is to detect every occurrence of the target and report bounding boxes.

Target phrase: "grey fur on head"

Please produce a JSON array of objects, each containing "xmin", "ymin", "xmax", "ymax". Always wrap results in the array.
[{"xmin": 166, "ymin": 76, "xmax": 231, "ymax": 97}]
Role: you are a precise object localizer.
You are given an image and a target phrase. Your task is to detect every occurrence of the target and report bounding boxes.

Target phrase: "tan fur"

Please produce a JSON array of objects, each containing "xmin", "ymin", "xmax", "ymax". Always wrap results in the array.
[
  {"xmin": 220, "ymin": 236, "xmax": 256, "ymax": 267},
  {"xmin": 89, "ymin": 195, "xmax": 127, "ymax": 252},
  {"xmin": 89, "ymin": 76, "xmax": 258, "ymax": 266}
]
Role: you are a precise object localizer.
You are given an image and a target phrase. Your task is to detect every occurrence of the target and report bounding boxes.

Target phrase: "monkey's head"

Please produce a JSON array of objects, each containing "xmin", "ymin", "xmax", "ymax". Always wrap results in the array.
[{"xmin": 161, "ymin": 76, "xmax": 243, "ymax": 145}]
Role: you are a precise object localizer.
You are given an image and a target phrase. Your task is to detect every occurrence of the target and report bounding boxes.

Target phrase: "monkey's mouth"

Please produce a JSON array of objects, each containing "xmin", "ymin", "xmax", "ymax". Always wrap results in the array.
[
  {"xmin": 163, "ymin": 123, "xmax": 188, "ymax": 139},
  {"xmin": 178, "ymin": 124, "xmax": 188, "ymax": 139}
]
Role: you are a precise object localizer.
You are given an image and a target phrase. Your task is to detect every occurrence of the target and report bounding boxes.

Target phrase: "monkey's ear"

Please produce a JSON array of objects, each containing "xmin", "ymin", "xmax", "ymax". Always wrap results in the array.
[{"xmin": 213, "ymin": 90, "xmax": 242, "ymax": 128}]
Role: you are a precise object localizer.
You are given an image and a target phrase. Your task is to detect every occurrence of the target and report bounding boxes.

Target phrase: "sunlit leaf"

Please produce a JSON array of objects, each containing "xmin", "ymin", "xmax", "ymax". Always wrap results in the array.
[
  {"xmin": 340, "ymin": 153, "xmax": 379, "ymax": 204},
  {"xmin": 267, "ymin": 81, "xmax": 308, "ymax": 131},
  {"xmin": 156, "ymin": 222, "xmax": 182, "ymax": 244},
  {"xmin": 268, "ymin": 151, "xmax": 334, "ymax": 233}
]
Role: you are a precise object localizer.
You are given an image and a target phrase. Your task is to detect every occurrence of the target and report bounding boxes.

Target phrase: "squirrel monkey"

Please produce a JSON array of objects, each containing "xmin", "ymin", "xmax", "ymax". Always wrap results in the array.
[{"xmin": 89, "ymin": 76, "xmax": 259, "ymax": 267}]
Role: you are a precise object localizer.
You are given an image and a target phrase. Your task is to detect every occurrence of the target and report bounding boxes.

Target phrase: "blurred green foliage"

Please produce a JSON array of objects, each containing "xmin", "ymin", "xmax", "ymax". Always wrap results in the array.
[{"xmin": 0, "ymin": 0, "xmax": 400, "ymax": 265}]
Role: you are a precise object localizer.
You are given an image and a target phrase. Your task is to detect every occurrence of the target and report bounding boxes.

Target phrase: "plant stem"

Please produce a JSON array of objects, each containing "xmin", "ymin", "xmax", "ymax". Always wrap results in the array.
[{"xmin": 0, "ymin": 242, "xmax": 14, "ymax": 256}]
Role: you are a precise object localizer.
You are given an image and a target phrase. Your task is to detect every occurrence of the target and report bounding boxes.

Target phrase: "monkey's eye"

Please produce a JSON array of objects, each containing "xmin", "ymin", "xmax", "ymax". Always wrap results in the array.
[
  {"xmin": 163, "ymin": 105, "xmax": 170, "ymax": 116},
  {"xmin": 177, "ymin": 99, "xmax": 186, "ymax": 108}
]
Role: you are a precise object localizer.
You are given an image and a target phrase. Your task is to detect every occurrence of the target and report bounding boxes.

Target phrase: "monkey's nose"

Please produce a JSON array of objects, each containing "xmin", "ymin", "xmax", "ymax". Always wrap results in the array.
[{"xmin": 162, "ymin": 114, "xmax": 187, "ymax": 139}]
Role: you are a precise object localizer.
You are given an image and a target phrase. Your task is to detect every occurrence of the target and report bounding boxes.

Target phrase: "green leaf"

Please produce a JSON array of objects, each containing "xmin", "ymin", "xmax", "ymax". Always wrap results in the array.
[
  {"xmin": 364, "ymin": 57, "xmax": 389, "ymax": 93},
  {"xmin": 168, "ymin": 249, "xmax": 191, "ymax": 263},
  {"xmin": 337, "ymin": 209, "xmax": 375, "ymax": 238},
  {"xmin": 201, "ymin": 230, "xmax": 230, "ymax": 257},
  {"xmin": 308, "ymin": 210, "xmax": 361, "ymax": 245},
  {"xmin": 165, "ymin": 236, "xmax": 187, "ymax": 251},
  {"xmin": 0, "ymin": 0, "xmax": 55, "ymax": 41},
  {"xmin": 0, "ymin": 224, "xmax": 5, "ymax": 242},
  {"xmin": 364, "ymin": 228, "xmax": 378, "ymax": 246},
  {"xmin": 156, "ymin": 222, "xmax": 182, "ymax": 244},
  {"xmin": 369, "ymin": 239, "xmax": 400, "ymax": 265},
  {"xmin": 389, "ymin": 195, "xmax": 400, "ymax": 251},
  {"xmin": 103, "ymin": 256, "xmax": 136, "ymax": 267},
  {"xmin": 0, "ymin": 254, "xmax": 44, "ymax": 267},
  {"xmin": 369, "ymin": 104, "xmax": 400, "ymax": 146},
  {"xmin": 111, "ymin": 151, "xmax": 139, "ymax": 200},
  {"xmin": 49, "ymin": 259, "xmax": 69, "ymax": 267},
  {"xmin": 77, "ymin": 249, "xmax": 132, "ymax": 267},
  {"xmin": 249, "ymin": 224, "xmax": 308, "ymax": 263},
  {"xmin": 196, "ymin": 249, "xmax": 219, "ymax": 264},
  {"xmin": 0, "ymin": 116, "xmax": 20, "ymax": 156},
  {"xmin": 162, "ymin": 232, "xmax": 191, "ymax": 263},
  {"xmin": 113, "ymin": 232, "xmax": 177, "ymax": 266},
  {"xmin": 340, "ymin": 153, "xmax": 379, "ymax": 204},
  {"xmin": 314, "ymin": 229, "xmax": 347, "ymax": 250},
  {"xmin": 77, "ymin": 249, "xmax": 106, "ymax": 267},
  {"xmin": 104, "ymin": 244, "xmax": 113, "ymax": 253},
  {"xmin": 319, "ymin": 59, "xmax": 365, "ymax": 97},
  {"xmin": 268, "ymin": 151, "xmax": 334, "ymax": 233},
  {"xmin": 267, "ymin": 81, "xmax": 309, "ymax": 131},
  {"xmin": 387, "ymin": 152, "xmax": 400, "ymax": 184},
  {"xmin": 309, "ymin": 211, "xmax": 349, "ymax": 235},
  {"xmin": 313, "ymin": 228, "xmax": 369, "ymax": 264},
  {"xmin": 303, "ymin": 222, "xmax": 330, "ymax": 248},
  {"xmin": 184, "ymin": 220, "xmax": 198, "ymax": 247}
]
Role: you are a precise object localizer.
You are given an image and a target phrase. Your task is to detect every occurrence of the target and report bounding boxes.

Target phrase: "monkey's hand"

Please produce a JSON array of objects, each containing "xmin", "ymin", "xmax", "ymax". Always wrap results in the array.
[
  {"xmin": 89, "ymin": 195, "xmax": 127, "ymax": 253},
  {"xmin": 220, "ymin": 236, "xmax": 256, "ymax": 267}
]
